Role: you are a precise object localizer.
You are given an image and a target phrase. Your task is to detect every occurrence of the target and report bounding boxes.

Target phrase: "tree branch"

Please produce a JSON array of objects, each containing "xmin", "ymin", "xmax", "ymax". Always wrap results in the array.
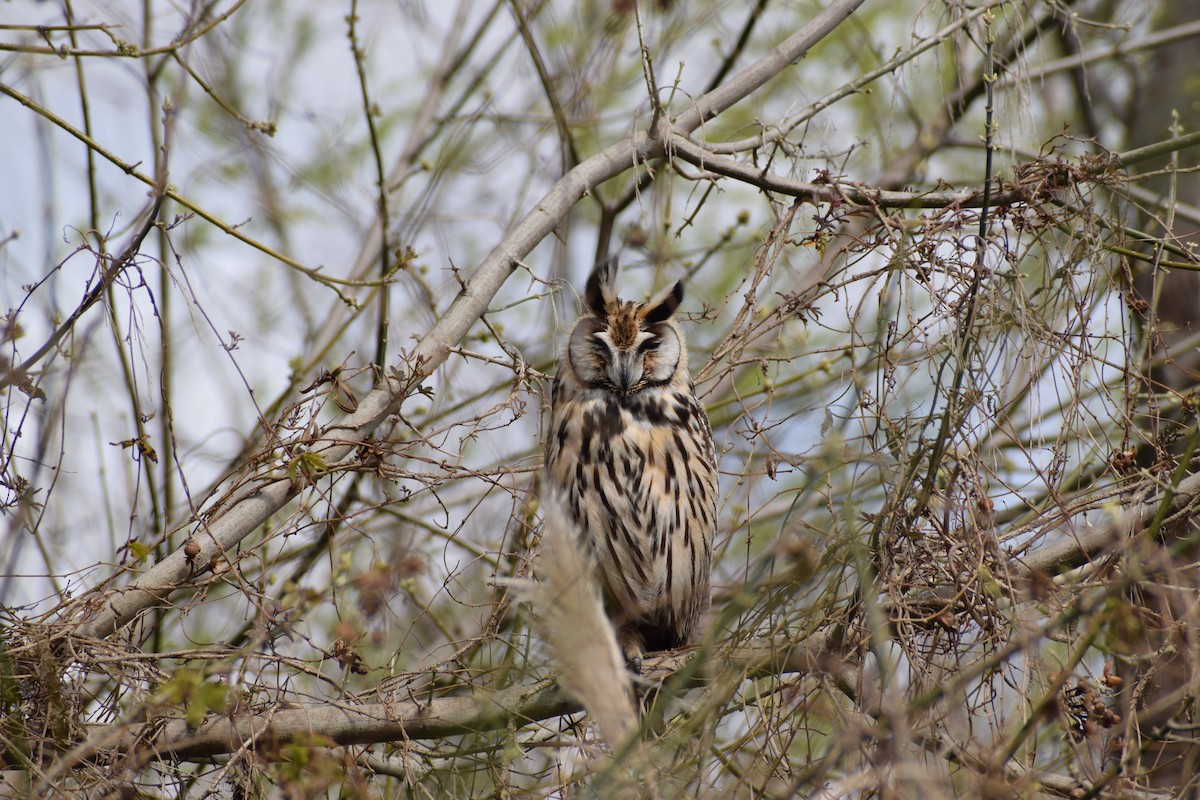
[
  {"xmin": 105, "ymin": 631, "xmax": 839, "ymax": 764},
  {"xmin": 1016, "ymin": 471, "xmax": 1200, "ymax": 579},
  {"xmin": 70, "ymin": 3, "xmax": 868, "ymax": 641},
  {"xmin": 671, "ymin": 0, "xmax": 866, "ymax": 134},
  {"xmin": 0, "ymin": 194, "xmax": 164, "ymax": 393},
  {"xmin": 662, "ymin": 123, "xmax": 1025, "ymax": 208}
]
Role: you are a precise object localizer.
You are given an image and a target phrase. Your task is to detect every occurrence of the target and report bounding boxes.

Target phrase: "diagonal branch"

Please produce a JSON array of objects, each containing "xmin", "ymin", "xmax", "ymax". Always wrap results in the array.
[
  {"xmin": 1017, "ymin": 470, "xmax": 1200, "ymax": 579},
  {"xmin": 70, "ymin": 0, "xmax": 868, "ymax": 641},
  {"xmin": 671, "ymin": 0, "xmax": 865, "ymax": 135},
  {"xmin": 0, "ymin": 195, "xmax": 163, "ymax": 393}
]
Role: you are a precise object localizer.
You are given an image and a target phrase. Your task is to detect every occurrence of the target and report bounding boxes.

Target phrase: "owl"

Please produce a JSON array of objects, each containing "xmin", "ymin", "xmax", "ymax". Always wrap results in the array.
[{"xmin": 545, "ymin": 258, "xmax": 718, "ymax": 671}]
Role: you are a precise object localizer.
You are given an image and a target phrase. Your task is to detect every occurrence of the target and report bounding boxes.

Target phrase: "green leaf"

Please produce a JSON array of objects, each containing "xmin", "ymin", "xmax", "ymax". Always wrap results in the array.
[
  {"xmin": 287, "ymin": 452, "xmax": 327, "ymax": 484},
  {"xmin": 127, "ymin": 540, "xmax": 152, "ymax": 564}
]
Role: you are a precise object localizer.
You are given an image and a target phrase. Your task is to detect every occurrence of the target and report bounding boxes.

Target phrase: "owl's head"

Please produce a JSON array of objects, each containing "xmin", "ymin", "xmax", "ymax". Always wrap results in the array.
[{"xmin": 566, "ymin": 258, "xmax": 687, "ymax": 395}]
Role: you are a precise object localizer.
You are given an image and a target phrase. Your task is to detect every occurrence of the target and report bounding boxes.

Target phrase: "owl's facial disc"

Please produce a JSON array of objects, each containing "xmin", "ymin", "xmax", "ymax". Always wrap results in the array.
[{"xmin": 593, "ymin": 330, "xmax": 654, "ymax": 392}]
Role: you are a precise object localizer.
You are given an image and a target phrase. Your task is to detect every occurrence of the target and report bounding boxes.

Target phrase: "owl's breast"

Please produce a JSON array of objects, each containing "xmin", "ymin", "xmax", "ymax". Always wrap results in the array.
[{"xmin": 548, "ymin": 385, "xmax": 716, "ymax": 539}]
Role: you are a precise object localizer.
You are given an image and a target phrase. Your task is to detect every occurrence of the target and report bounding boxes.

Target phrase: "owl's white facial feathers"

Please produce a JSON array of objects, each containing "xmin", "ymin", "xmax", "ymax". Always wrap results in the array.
[{"xmin": 566, "ymin": 276, "xmax": 686, "ymax": 396}]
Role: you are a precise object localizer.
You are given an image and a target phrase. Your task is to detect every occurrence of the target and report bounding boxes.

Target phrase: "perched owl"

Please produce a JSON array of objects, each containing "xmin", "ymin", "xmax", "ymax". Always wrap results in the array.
[{"xmin": 545, "ymin": 258, "xmax": 718, "ymax": 671}]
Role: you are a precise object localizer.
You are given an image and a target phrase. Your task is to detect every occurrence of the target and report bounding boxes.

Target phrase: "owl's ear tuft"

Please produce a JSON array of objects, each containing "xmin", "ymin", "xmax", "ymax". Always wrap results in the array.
[
  {"xmin": 584, "ymin": 257, "xmax": 619, "ymax": 316},
  {"xmin": 643, "ymin": 280, "xmax": 684, "ymax": 324}
]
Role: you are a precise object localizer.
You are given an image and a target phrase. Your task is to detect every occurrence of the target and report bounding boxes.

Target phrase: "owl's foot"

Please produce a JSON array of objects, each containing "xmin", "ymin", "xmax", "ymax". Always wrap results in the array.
[{"xmin": 619, "ymin": 638, "xmax": 645, "ymax": 676}]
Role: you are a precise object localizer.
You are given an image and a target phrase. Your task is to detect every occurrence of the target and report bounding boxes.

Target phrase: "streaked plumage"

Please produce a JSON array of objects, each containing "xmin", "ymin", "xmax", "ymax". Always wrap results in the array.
[{"xmin": 545, "ymin": 258, "xmax": 718, "ymax": 669}]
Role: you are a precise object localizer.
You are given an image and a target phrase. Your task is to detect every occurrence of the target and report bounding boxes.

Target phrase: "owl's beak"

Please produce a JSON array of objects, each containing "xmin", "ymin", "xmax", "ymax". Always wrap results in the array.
[{"xmin": 610, "ymin": 353, "xmax": 642, "ymax": 393}]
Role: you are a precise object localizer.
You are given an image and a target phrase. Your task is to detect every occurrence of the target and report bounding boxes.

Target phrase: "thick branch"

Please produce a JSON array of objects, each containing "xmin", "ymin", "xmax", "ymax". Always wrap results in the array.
[
  {"xmin": 1016, "ymin": 471, "xmax": 1200, "ymax": 579},
  {"xmin": 71, "ymin": 130, "xmax": 660, "ymax": 640},
  {"xmin": 672, "ymin": 0, "xmax": 866, "ymax": 134},
  {"xmin": 107, "ymin": 631, "xmax": 837, "ymax": 764},
  {"xmin": 123, "ymin": 679, "xmax": 577, "ymax": 762},
  {"xmin": 71, "ymin": 5, "xmax": 865, "ymax": 641}
]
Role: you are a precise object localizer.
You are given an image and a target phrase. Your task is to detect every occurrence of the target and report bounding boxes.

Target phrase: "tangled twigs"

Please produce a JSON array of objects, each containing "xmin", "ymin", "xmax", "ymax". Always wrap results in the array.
[{"xmin": 0, "ymin": 193, "xmax": 164, "ymax": 395}]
